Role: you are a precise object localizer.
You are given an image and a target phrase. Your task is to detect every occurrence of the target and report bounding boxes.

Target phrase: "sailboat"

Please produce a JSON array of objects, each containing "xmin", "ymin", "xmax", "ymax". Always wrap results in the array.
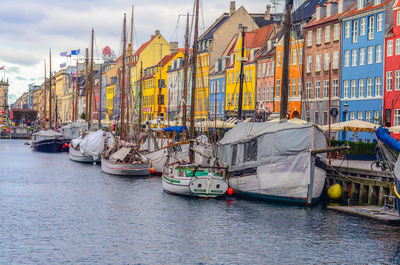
[
  {"xmin": 217, "ymin": 0, "xmax": 327, "ymax": 205},
  {"xmin": 161, "ymin": 0, "xmax": 228, "ymax": 198},
  {"xmin": 31, "ymin": 50, "xmax": 68, "ymax": 153},
  {"xmin": 101, "ymin": 13, "xmax": 151, "ymax": 176},
  {"xmin": 68, "ymin": 29, "xmax": 114, "ymax": 163}
]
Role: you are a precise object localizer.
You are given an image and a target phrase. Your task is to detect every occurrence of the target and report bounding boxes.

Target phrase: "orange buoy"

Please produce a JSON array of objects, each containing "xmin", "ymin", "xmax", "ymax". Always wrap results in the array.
[
  {"xmin": 227, "ymin": 187, "xmax": 234, "ymax": 195},
  {"xmin": 150, "ymin": 167, "xmax": 156, "ymax": 174}
]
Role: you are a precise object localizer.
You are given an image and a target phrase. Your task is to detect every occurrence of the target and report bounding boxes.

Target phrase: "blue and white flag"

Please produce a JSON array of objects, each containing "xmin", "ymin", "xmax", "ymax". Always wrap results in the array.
[
  {"xmin": 60, "ymin": 63, "xmax": 66, "ymax": 68},
  {"xmin": 60, "ymin": 51, "xmax": 68, "ymax": 57},
  {"xmin": 71, "ymin": 49, "xmax": 80, "ymax": 55}
]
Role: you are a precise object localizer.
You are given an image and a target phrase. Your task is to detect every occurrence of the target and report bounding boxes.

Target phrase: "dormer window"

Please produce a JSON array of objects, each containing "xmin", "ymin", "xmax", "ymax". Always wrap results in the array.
[
  {"xmin": 375, "ymin": 0, "xmax": 381, "ymax": 4},
  {"xmin": 326, "ymin": 4, "xmax": 331, "ymax": 17},
  {"xmin": 357, "ymin": 0, "xmax": 365, "ymax": 10},
  {"xmin": 316, "ymin": 6, "xmax": 321, "ymax": 20}
]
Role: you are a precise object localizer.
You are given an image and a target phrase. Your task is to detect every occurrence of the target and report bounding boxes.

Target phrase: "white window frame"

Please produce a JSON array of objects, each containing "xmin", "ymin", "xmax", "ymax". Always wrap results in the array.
[
  {"xmin": 306, "ymin": 82, "xmax": 312, "ymax": 99},
  {"xmin": 387, "ymin": 71, "xmax": 393, "ymax": 91},
  {"xmin": 352, "ymin": 49, "xmax": 357, "ymax": 66},
  {"xmin": 343, "ymin": 80, "xmax": 349, "ymax": 98},
  {"xmin": 396, "ymin": 39, "xmax": 400, "ymax": 55},
  {"xmin": 316, "ymin": 54, "xmax": 321, "ymax": 72},
  {"xmin": 353, "ymin": 20, "xmax": 358, "ymax": 43},
  {"xmin": 359, "ymin": 79, "xmax": 365, "ymax": 98},
  {"xmin": 367, "ymin": 78, "xmax": 373, "ymax": 97},
  {"xmin": 333, "ymin": 79, "xmax": 339, "ymax": 97},
  {"xmin": 307, "ymin": 56, "xmax": 312, "ymax": 73},
  {"xmin": 359, "ymin": 48, "xmax": 365, "ymax": 65},
  {"xmin": 360, "ymin": 18, "xmax": 366, "ymax": 35},
  {"xmin": 292, "ymin": 48, "xmax": 297, "ymax": 65},
  {"xmin": 358, "ymin": 111, "xmax": 364, "ymax": 121},
  {"xmin": 396, "ymin": 70, "xmax": 400, "ymax": 91},
  {"xmin": 374, "ymin": 111, "xmax": 380, "ymax": 124},
  {"xmin": 351, "ymin": 80, "xmax": 356, "ymax": 98},
  {"xmin": 345, "ymin": 21, "xmax": 350, "ymax": 38},
  {"xmin": 333, "ymin": 51, "xmax": 339, "ymax": 69},
  {"xmin": 344, "ymin": 50, "xmax": 350, "ymax": 67},
  {"xmin": 395, "ymin": 109, "xmax": 400, "ymax": 126},
  {"xmin": 307, "ymin": 30, "xmax": 313, "ymax": 47},
  {"xmin": 292, "ymin": 78, "xmax": 296, "ymax": 96},
  {"xmin": 388, "ymin": 40, "xmax": 393, "ymax": 57},
  {"xmin": 368, "ymin": 16, "xmax": 374, "ymax": 40},
  {"xmin": 376, "ymin": 45, "xmax": 382, "ymax": 63},
  {"xmin": 324, "ymin": 80, "xmax": 329, "ymax": 98},
  {"xmin": 315, "ymin": 81, "xmax": 321, "ymax": 99},
  {"xmin": 366, "ymin": 111, "xmax": 373, "ymax": 123},
  {"xmin": 350, "ymin": 111, "xmax": 356, "ymax": 120},
  {"xmin": 397, "ymin": 11, "xmax": 400, "ymax": 26},
  {"xmin": 377, "ymin": 13, "xmax": 383, "ymax": 32},
  {"xmin": 325, "ymin": 26, "xmax": 331, "ymax": 43},
  {"xmin": 375, "ymin": 77, "xmax": 381, "ymax": 96},
  {"xmin": 317, "ymin": 28, "xmax": 322, "ymax": 45},
  {"xmin": 367, "ymin": 46, "xmax": 374, "ymax": 64},
  {"xmin": 324, "ymin": 53, "xmax": 330, "ymax": 71},
  {"xmin": 334, "ymin": 23, "xmax": 340, "ymax": 41}
]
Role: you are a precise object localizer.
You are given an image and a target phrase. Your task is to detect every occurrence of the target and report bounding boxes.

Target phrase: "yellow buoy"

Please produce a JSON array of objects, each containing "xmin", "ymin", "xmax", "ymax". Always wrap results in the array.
[{"xmin": 327, "ymin": 184, "xmax": 342, "ymax": 200}]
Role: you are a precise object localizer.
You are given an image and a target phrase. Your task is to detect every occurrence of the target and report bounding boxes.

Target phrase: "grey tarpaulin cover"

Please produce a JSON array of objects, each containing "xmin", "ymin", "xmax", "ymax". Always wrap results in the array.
[
  {"xmin": 32, "ymin": 130, "xmax": 63, "ymax": 142},
  {"xmin": 110, "ymin": 147, "xmax": 131, "ymax": 162},
  {"xmin": 61, "ymin": 121, "xmax": 88, "ymax": 140}
]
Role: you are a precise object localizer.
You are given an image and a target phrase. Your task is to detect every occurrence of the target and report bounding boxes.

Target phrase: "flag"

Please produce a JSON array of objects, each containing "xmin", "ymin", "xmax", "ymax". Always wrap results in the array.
[
  {"xmin": 60, "ymin": 51, "xmax": 68, "ymax": 57},
  {"xmin": 60, "ymin": 63, "xmax": 66, "ymax": 69},
  {"xmin": 71, "ymin": 49, "xmax": 80, "ymax": 55},
  {"xmin": 66, "ymin": 53, "xmax": 71, "ymax": 58},
  {"xmin": 0, "ymin": 65, "xmax": 4, "ymax": 70}
]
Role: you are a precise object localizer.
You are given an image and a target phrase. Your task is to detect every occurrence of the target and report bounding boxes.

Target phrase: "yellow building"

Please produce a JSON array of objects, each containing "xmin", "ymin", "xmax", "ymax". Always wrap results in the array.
[
  {"xmin": 54, "ymin": 69, "xmax": 72, "ymax": 123},
  {"xmin": 105, "ymin": 84, "xmax": 115, "ymax": 120},
  {"xmin": 225, "ymin": 25, "xmax": 276, "ymax": 119},
  {"xmin": 142, "ymin": 50, "xmax": 184, "ymax": 121},
  {"xmin": 194, "ymin": 52, "xmax": 210, "ymax": 119}
]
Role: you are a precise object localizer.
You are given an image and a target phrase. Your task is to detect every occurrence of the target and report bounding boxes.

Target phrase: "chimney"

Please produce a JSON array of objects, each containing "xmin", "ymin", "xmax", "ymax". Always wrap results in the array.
[
  {"xmin": 155, "ymin": 30, "xmax": 160, "ymax": 36},
  {"xmin": 316, "ymin": 5, "xmax": 321, "ymax": 20},
  {"xmin": 229, "ymin": 1, "xmax": 236, "ymax": 16},
  {"xmin": 169, "ymin": 41, "xmax": 178, "ymax": 54},
  {"xmin": 265, "ymin": 5, "xmax": 271, "ymax": 21},
  {"xmin": 326, "ymin": 3, "xmax": 331, "ymax": 17},
  {"xmin": 338, "ymin": 0, "xmax": 343, "ymax": 13}
]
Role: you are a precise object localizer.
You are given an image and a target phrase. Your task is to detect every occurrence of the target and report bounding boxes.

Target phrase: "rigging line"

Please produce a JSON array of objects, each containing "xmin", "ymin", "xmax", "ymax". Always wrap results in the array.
[{"xmin": 169, "ymin": 14, "xmax": 181, "ymax": 43}]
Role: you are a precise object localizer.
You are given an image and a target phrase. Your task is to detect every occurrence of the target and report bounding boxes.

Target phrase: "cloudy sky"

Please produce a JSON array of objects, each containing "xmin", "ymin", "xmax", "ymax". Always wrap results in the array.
[{"xmin": 0, "ymin": 0, "xmax": 282, "ymax": 103}]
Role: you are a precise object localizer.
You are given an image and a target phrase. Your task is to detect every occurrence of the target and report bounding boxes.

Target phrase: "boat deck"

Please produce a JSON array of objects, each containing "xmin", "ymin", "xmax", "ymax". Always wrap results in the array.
[{"xmin": 327, "ymin": 205, "xmax": 400, "ymax": 225}]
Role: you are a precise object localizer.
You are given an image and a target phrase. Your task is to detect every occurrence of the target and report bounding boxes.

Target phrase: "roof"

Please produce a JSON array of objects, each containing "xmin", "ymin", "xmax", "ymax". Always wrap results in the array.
[
  {"xmin": 342, "ymin": 0, "xmax": 392, "ymax": 19},
  {"xmin": 292, "ymin": 0, "xmax": 329, "ymax": 23},
  {"xmin": 157, "ymin": 51, "xmax": 182, "ymax": 67},
  {"xmin": 199, "ymin": 14, "xmax": 230, "ymax": 41},
  {"xmin": 131, "ymin": 34, "xmax": 158, "ymax": 66},
  {"xmin": 304, "ymin": 1, "xmax": 357, "ymax": 29},
  {"xmin": 246, "ymin": 24, "xmax": 275, "ymax": 49},
  {"xmin": 250, "ymin": 13, "xmax": 283, "ymax": 27}
]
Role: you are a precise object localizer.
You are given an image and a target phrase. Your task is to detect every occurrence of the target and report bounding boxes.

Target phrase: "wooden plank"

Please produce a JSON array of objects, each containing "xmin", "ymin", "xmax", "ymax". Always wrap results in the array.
[{"xmin": 327, "ymin": 205, "xmax": 400, "ymax": 225}]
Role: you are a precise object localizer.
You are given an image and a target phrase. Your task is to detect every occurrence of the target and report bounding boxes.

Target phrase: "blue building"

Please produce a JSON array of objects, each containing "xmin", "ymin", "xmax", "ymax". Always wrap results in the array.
[
  {"xmin": 340, "ymin": 0, "xmax": 393, "ymax": 142},
  {"xmin": 208, "ymin": 57, "xmax": 228, "ymax": 121}
]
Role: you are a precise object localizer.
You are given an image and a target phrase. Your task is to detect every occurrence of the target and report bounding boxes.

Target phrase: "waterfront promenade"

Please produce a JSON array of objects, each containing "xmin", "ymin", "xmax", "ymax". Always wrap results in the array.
[{"xmin": 1, "ymin": 139, "xmax": 400, "ymax": 264}]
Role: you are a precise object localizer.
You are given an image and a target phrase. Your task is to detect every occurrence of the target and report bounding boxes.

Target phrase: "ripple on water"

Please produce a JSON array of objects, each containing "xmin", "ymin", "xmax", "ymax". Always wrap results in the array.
[{"xmin": 1, "ymin": 139, "xmax": 400, "ymax": 264}]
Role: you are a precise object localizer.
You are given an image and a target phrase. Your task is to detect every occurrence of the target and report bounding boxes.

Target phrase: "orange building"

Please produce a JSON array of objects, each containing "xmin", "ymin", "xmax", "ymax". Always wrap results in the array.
[{"xmin": 274, "ymin": 32, "xmax": 303, "ymax": 119}]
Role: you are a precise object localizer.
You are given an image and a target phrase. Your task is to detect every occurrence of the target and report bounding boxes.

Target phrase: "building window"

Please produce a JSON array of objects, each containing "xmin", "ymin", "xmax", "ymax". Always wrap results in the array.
[
  {"xmin": 352, "ymin": 49, "xmax": 357, "ymax": 66},
  {"xmin": 324, "ymin": 80, "xmax": 329, "ymax": 98},
  {"xmin": 315, "ymin": 81, "xmax": 321, "ymax": 98},
  {"xmin": 345, "ymin": 21, "xmax": 350, "ymax": 38},
  {"xmin": 314, "ymin": 111, "xmax": 319, "ymax": 124},
  {"xmin": 396, "ymin": 70, "xmax": 400, "ymax": 91},
  {"xmin": 352, "ymin": 20, "xmax": 358, "ymax": 43},
  {"xmin": 387, "ymin": 71, "xmax": 393, "ymax": 91},
  {"xmin": 374, "ymin": 111, "xmax": 380, "ymax": 124},
  {"xmin": 368, "ymin": 16, "xmax": 374, "ymax": 40},
  {"xmin": 333, "ymin": 51, "xmax": 339, "ymax": 69},
  {"xmin": 359, "ymin": 78, "xmax": 365, "ymax": 97},
  {"xmin": 257, "ymin": 64, "xmax": 261, "ymax": 78},
  {"xmin": 343, "ymin": 80, "xmax": 349, "ymax": 98},
  {"xmin": 276, "ymin": 79, "xmax": 280, "ymax": 97},
  {"xmin": 299, "ymin": 48, "xmax": 303, "ymax": 64},
  {"xmin": 358, "ymin": 111, "xmax": 364, "ymax": 121},
  {"xmin": 298, "ymin": 79, "xmax": 302, "ymax": 96},
  {"xmin": 323, "ymin": 111, "xmax": 328, "ymax": 125},
  {"xmin": 395, "ymin": 109, "xmax": 400, "ymax": 126},
  {"xmin": 333, "ymin": 79, "xmax": 338, "ymax": 97},
  {"xmin": 317, "ymin": 28, "xmax": 322, "ymax": 44},
  {"xmin": 307, "ymin": 56, "xmax": 312, "ymax": 73},
  {"xmin": 397, "ymin": 11, "xmax": 400, "ymax": 26},
  {"xmin": 388, "ymin": 40, "xmax": 393, "ymax": 56},
  {"xmin": 344, "ymin": 50, "xmax": 350, "ymax": 67},
  {"xmin": 325, "ymin": 26, "xmax": 331, "ymax": 43},
  {"xmin": 350, "ymin": 111, "xmax": 356, "ymax": 120},
  {"xmin": 396, "ymin": 39, "xmax": 400, "ymax": 55},
  {"xmin": 292, "ymin": 78, "xmax": 296, "ymax": 96},
  {"xmin": 334, "ymin": 23, "xmax": 340, "ymax": 41},
  {"xmin": 377, "ymin": 13, "xmax": 383, "ymax": 32},
  {"xmin": 307, "ymin": 30, "xmax": 313, "ymax": 47},
  {"xmin": 277, "ymin": 51, "xmax": 281, "ymax": 66},
  {"xmin": 292, "ymin": 49, "xmax": 297, "ymax": 65},
  {"xmin": 266, "ymin": 63, "xmax": 269, "ymax": 77},
  {"xmin": 306, "ymin": 82, "xmax": 311, "ymax": 99},
  {"xmin": 315, "ymin": 54, "xmax": 321, "ymax": 72},
  {"xmin": 367, "ymin": 46, "xmax": 373, "ymax": 64},
  {"xmin": 359, "ymin": 48, "xmax": 365, "ymax": 65},
  {"xmin": 324, "ymin": 53, "xmax": 330, "ymax": 71},
  {"xmin": 376, "ymin": 45, "xmax": 382, "ymax": 63},
  {"xmin": 375, "ymin": 77, "xmax": 381, "ymax": 96},
  {"xmin": 366, "ymin": 111, "xmax": 373, "ymax": 123},
  {"xmin": 263, "ymin": 63, "xmax": 266, "ymax": 77},
  {"xmin": 351, "ymin": 80, "xmax": 356, "ymax": 98},
  {"xmin": 367, "ymin": 78, "xmax": 373, "ymax": 97},
  {"xmin": 360, "ymin": 18, "xmax": 366, "ymax": 35}
]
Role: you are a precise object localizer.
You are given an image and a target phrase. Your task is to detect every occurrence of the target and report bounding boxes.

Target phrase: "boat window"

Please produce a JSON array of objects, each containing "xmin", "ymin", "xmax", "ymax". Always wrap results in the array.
[
  {"xmin": 231, "ymin": 144, "xmax": 238, "ymax": 165},
  {"xmin": 244, "ymin": 139, "xmax": 257, "ymax": 162},
  {"xmin": 216, "ymin": 184, "xmax": 220, "ymax": 189},
  {"xmin": 198, "ymin": 183, "xmax": 202, "ymax": 188}
]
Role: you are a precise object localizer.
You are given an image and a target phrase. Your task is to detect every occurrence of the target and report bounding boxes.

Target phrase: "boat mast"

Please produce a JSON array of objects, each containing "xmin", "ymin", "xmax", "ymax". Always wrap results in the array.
[
  {"xmin": 89, "ymin": 28, "xmax": 94, "ymax": 130},
  {"xmin": 237, "ymin": 25, "xmax": 246, "ymax": 120},
  {"xmin": 138, "ymin": 61, "xmax": 143, "ymax": 133},
  {"xmin": 74, "ymin": 59, "xmax": 79, "ymax": 121},
  {"xmin": 183, "ymin": 12, "xmax": 190, "ymax": 139},
  {"xmin": 44, "ymin": 60, "xmax": 47, "ymax": 131},
  {"xmin": 280, "ymin": 0, "xmax": 292, "ymax": 120},
  {"xmin": 126, "ymin": 6, "xmax": 133, "ymax": 136},
  {"xmin": 98, "ymin": 63, "xmax": 103, "ymax": 128},
  {"xmin": 49, "ymin": 49, "xmax": 52, "ymax": 130},
  {"xmin": 189, "ymin": 0, "xmax": 199, "ymax": 163},
  {"xmin": 72, "ymin": 67, "xmax": 75, "ymax": 123},
  {"xmin": 85, "ymin": 48, "xmax": 89, "ymax": 122},
  {"xmin": 120, "ymin": 13, "xmax": 127, "ymax": 139}
]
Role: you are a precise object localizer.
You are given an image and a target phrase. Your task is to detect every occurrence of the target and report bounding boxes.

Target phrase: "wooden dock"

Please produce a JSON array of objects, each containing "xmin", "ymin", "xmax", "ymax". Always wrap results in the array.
[{"xmin": 327, "ymin": 205, "xmax": 400, "ymax": 225}]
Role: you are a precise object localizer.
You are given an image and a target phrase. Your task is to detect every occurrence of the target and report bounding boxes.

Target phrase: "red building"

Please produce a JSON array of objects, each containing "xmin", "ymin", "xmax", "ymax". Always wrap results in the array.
[
  {"xmin": 255, "ymin": 46, "xmax": 276, "ymax": 116},
  {"xmin": 384, "ymin": 0, "xmax": 400, "ymax": 129}
]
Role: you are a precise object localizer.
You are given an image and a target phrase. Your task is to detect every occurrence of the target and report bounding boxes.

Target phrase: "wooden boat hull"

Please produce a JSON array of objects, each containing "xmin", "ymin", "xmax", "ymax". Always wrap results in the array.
[
  {"xmin": 101, "ymin": 156, "xmax": 150, "ymax": 176},
  {"xmin": 69, "ymin": 146, "xmax": 100, "ymax": 163}
]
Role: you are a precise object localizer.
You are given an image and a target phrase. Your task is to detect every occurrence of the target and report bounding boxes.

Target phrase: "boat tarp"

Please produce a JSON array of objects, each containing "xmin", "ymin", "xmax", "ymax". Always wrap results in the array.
[
  {"xmin": 32, "ymin": 130, "xmax": 63, "ymax": 142},
  {"xmin": 61, "ymin": 121, "xmax": 88, "ymax": 140},
  {"xmin": 218, "ymin": 122, "xmax": 326, "ymax": 172},
  {"xmin": 376, "ymin": 126, "xmax": 400, "ymax": 152},
  {"xmin": 110, "ymin": 147, "xmax": 131, "ymax": 162},
  {"xmin": 78, "ymin": 130, "xmax": 114, "ymax": 159},
  {"xmin": 163, "ymin": 126, "xmax": 188, "ymax": 133}
]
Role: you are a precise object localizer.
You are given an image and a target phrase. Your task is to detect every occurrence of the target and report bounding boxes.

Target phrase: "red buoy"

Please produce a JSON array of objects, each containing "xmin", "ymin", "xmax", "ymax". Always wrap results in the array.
[
  {"xmin": 227, "ymin": 187, "xmax": 234, "ymax": 195},
  {"xmin": 150, "ymin": 167, "xmax": 156, "ymax": 174}
]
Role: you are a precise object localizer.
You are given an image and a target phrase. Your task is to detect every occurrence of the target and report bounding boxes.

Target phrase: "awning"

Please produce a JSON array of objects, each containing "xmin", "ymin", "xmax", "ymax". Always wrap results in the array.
[{"xmin": 320, "ymin": 120, "xmax": 377, "ymax": 132}]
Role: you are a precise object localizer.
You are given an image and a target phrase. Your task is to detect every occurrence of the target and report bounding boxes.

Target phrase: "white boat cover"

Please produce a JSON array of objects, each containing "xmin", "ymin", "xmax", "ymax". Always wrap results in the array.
[
  {"xmin": 32, "ymin": 130, "xmax": 63, "ymax": 142},
  {"xmin": 72, "ymin": 130, "xmax": 114, "ymax": 160},
  {"xmin": 61, "ymin": 121, "xmax": 88, "ymax": 140},
  {"xmin": 218, "ymin": 121, "xmax": 326, "ymax": 172}
]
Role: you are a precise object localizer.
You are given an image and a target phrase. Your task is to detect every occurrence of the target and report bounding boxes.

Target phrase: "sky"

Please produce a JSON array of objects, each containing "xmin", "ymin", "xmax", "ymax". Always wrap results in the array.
[{"xmin": 0, "ymin": 0, "xmax": 283, "ymax": 104}]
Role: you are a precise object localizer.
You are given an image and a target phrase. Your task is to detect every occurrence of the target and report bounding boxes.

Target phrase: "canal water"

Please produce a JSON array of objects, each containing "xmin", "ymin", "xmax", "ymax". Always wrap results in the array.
[{"xmin": 1, "ymin": 140, "xmax": 400, "ymax": 264}]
